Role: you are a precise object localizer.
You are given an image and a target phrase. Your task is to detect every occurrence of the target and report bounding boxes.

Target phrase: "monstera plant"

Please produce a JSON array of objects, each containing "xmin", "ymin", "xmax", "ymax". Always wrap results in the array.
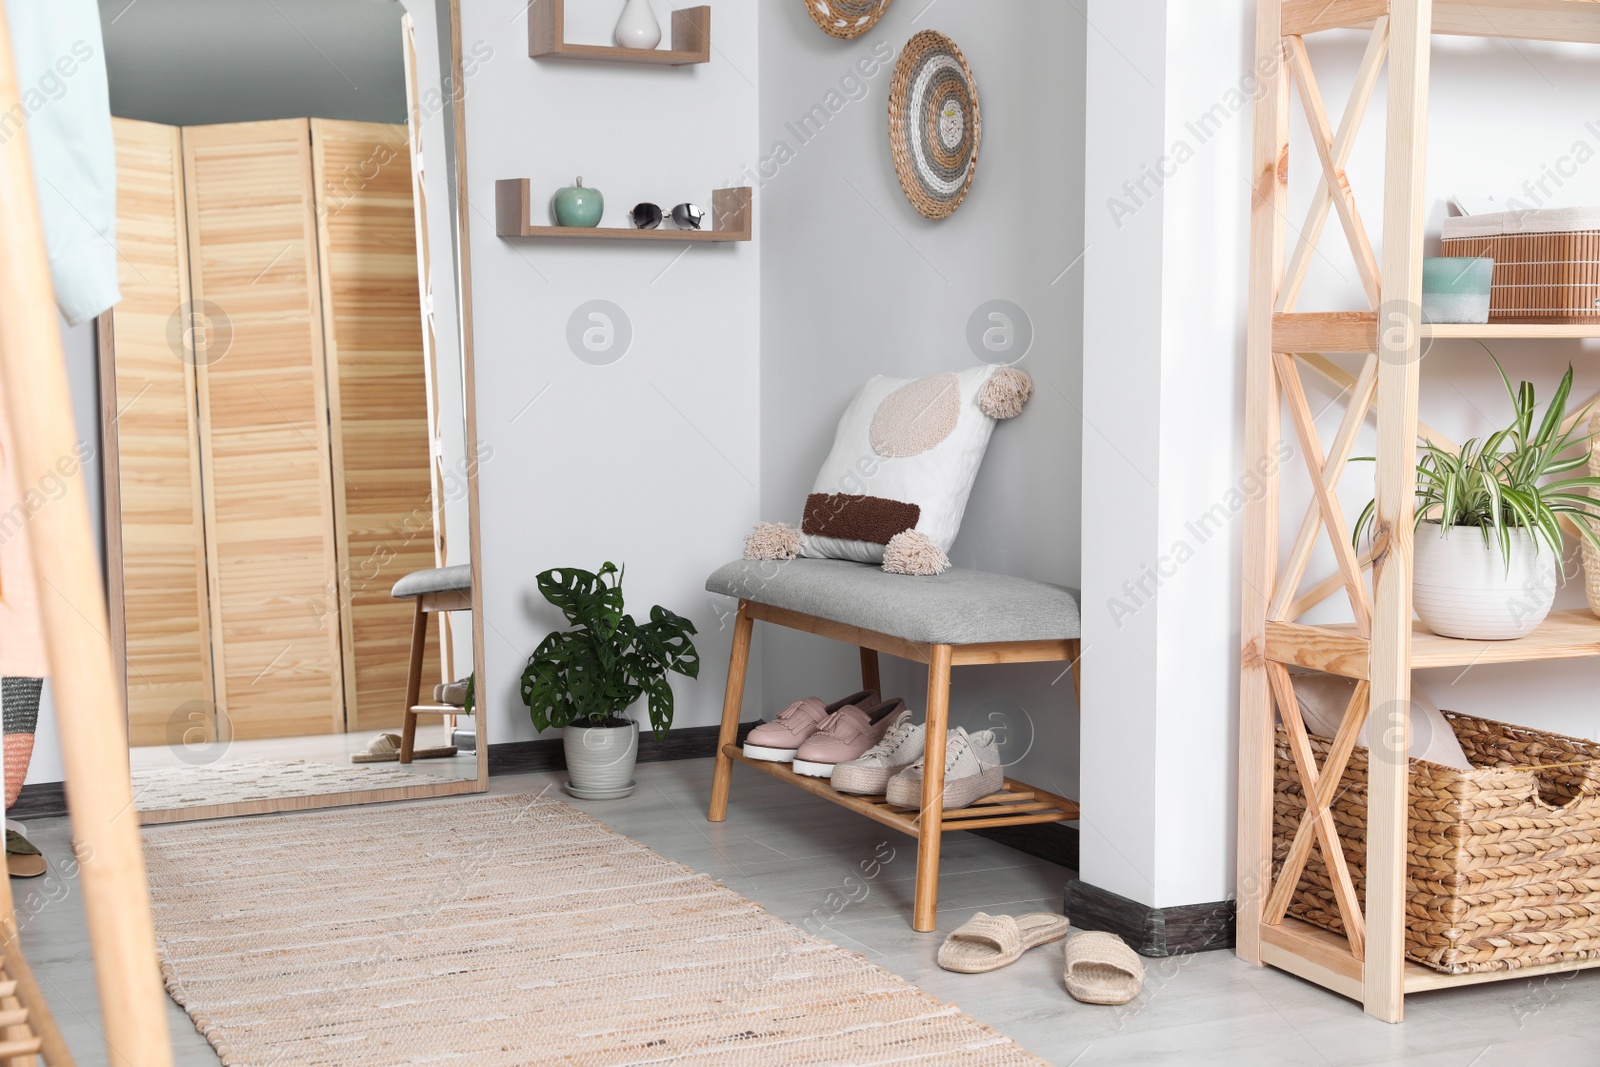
[{"xmin": 520, "ymin": 564, "xmax": 699, "ymax": 798}]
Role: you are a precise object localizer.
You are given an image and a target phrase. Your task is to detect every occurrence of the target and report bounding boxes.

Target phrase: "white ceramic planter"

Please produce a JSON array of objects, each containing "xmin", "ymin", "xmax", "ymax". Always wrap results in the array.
[
  {"xmin": 563, "ymin": 720, "xmax": 639, "ymax": 799},
  {"xmin": 1413, "ymin": 522, "xmax": 1556, "ymax": 640}
]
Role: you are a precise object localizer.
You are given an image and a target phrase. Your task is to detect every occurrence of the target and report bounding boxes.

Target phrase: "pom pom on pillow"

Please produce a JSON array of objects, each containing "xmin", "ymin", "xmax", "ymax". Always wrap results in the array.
[
  {"xmin": 744, "ymin": 522, "xmax": 803, "ymax": 561},
  {"xmin": 882, "ymin": 530, "xmax": 950, "ymax": 576},
  {"xmin": 978, "ymin": 367, "xmax": 1033, "ymax": 419}
]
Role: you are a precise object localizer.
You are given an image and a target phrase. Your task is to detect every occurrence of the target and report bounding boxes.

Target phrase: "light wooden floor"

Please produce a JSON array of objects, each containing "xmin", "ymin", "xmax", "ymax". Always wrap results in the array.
[{"xmin": 13, "ymin": 757, "xmax": 1600, "ymax": 1065}]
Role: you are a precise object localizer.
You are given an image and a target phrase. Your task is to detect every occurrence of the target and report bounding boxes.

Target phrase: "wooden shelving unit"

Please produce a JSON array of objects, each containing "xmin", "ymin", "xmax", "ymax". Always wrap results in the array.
[
  {"xmin": 1238, "ymin": 0, "xmax": 1600, "ymax": 1024},
  {"xmin": 529, "ymin": 0, "xmax": 711, "ymax": 66},
  {"xmin": 495, "ymin": 180, "xmax": 751, "ymax": 241}
]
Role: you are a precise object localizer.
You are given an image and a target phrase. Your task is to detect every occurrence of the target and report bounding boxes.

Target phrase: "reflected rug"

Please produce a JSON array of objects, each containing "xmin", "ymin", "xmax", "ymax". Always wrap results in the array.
[
  {"xmin": 142, "ymin": 794, "xmax": 1046, "ymax": 1065},
  {"xmin": 132, "ymin": 759, "xmax": 462, "ymax": 811}
]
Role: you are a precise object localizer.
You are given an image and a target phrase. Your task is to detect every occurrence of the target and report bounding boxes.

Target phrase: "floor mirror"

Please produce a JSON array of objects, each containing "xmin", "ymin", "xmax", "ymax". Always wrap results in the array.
[{"xmin": 95, "ymin": 0, "xmax": 483, "ymax": 823}]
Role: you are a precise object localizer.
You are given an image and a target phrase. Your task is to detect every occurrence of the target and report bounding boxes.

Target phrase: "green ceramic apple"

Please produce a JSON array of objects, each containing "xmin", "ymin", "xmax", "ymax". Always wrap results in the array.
[{"xmin": 552, "ymin": 177, "xmax": 604, "ymax": 228}]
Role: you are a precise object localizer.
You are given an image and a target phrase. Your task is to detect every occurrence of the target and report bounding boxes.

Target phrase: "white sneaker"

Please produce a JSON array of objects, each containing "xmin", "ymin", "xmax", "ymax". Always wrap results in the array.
[
  {"xmin": 884, "ymin": 728, "xmax": 1004, "ymax": 810},
  {"xmin": 830, "ymin": 709, "xmax": 923, "ymax": 794}
]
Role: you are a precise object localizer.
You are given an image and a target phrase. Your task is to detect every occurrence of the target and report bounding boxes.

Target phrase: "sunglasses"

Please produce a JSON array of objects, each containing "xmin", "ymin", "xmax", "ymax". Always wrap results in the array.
[{"xmin": 629, "ymin": 203, "xmax": 706, "ymax": 231}]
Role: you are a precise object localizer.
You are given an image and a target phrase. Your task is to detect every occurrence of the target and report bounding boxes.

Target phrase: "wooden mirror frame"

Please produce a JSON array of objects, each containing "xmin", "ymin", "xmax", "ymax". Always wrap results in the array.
[{"xmin": 96, "ymin": 0, "xmax": 486, "ymax": 822}]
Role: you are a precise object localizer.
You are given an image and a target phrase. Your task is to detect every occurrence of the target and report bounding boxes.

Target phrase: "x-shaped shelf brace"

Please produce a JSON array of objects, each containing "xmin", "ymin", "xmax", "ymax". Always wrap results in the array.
[{"xmin": 1259, "ymin": 21, "xmax": 1389, "ymax": 960}]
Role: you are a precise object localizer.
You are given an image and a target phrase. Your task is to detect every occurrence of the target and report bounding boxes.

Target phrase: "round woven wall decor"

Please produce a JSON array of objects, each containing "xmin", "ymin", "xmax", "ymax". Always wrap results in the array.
[
  {"xmin": 803, "ymin": 0, "xmax": 893, "ymax": 40},
  {"xmin": 888, "ymin": 30, "xmax": 979, "ymax": 220}
]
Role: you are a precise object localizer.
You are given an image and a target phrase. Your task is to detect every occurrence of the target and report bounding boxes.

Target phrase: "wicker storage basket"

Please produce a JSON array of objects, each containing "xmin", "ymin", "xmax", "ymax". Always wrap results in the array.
[
  {"xmin": 1273, "ymin": 711, "xmax": 1600, "ymax": 974},
  {"xmin": 1442, "ymin": 208, "xmax": 1600, "ymax": 324}
]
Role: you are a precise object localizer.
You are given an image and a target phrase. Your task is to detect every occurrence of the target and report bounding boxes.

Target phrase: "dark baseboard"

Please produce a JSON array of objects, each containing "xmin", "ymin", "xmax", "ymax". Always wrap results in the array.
[
  {"xmin": 10, "ymin": 782, "xmax": 66, "ymax": 821},
  {"xmin": 487, "ymin": 722, "xmax": 757, "ymax": 776},
  {"xmin": 1064, "ymin": 878, "xmax": 1235, "ymax": 958}
]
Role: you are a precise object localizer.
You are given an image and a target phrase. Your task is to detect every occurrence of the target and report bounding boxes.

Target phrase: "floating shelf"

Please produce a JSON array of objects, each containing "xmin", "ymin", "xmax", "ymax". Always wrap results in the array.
[
  {"xmin": 529, "ymin": 0, "xmax": 711, "ymax": 66},
  {"xmin": 495, "ymin": 181, "xmax": 751, "ymax": 242}
]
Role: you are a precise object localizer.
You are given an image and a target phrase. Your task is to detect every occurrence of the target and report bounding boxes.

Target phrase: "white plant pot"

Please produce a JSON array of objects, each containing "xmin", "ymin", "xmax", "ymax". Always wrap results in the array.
[
  {"xmin": 1413, "ymin": 522, "xmax": 1556, "ymax": 640},
  {"xmin": 562, "ymin": 721, "xmax": 639, "ymax": 799}
]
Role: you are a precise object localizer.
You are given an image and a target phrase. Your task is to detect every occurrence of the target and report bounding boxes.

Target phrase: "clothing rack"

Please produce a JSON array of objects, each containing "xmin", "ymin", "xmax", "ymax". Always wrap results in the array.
[{"xmin": 0, "ymin": 2, "xmax": 173, "ymax": 1062}]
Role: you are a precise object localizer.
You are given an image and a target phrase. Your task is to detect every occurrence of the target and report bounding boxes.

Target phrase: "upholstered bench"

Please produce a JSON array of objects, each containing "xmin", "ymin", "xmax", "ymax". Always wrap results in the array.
[
  {"xmin": 705, "ymin": 557, "xmax": 1082, "ymax": 932},
  {"xmin": 390, "ymin": 565, "xmax": 473, "ymax": 762}
]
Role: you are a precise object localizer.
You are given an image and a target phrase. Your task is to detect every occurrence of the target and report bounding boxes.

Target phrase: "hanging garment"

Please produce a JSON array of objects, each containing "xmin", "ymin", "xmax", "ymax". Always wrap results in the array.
[
  {"xmin": 5, "ymin": 0, "xmax": 119, "ymax": 325},
  {"xmin": 1, "ymin": 678, "xmax": 41, "ymax": 809}
]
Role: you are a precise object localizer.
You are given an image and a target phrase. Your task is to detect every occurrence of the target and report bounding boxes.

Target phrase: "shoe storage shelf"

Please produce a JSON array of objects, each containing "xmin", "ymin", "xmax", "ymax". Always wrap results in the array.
[
  {"xmin": 1237, "ymin": 0, "xmax": 1600, "ymax": 1024},
  {"xmin": 704, "ymin": 560, "xmax": 1082, "ymax": 934}
]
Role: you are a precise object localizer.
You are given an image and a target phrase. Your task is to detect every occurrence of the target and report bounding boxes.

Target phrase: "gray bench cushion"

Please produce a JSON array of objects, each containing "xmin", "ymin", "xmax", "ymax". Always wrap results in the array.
[
  {"xmin": 391, "ymin": 564, "xmax": 472, "ymax": 600},
  {"xmin": 706, "ymin": 558, "xmax": 1080, "ymax": 645}
]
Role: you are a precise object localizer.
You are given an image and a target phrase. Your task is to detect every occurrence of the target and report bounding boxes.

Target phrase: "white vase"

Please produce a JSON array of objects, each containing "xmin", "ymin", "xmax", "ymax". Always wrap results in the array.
[
  {"xmin": 563, "ymin": 720, "xmax": 639, "ymax": 798},
  {"xmin": 614, "ymin": 0, "xmax": 662, "ymax": 50},
  {"xmin": 1412, "ymin": 522, "xmax": 1555, "ymax": 640}
]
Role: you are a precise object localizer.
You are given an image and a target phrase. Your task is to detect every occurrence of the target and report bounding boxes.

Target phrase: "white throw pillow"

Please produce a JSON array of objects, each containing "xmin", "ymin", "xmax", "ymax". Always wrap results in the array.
[
  {"xmin": 798, "ymin": 365, "xmax": 1024, "ymax": 570},
  {"xmin": 1290, "ymin": 673, "xmax": 1473, "ymax": 771}
]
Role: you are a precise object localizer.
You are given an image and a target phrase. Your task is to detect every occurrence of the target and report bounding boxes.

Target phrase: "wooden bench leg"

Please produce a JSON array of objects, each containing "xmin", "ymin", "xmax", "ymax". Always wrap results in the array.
[
  {"xmin": 1066, "ymin": 638, "xmax": 1082, "ymax": 706},
  {"xmin": 860, "ymin": 647, "xmax": 880, "ymax": 695},
  {"xmin": 708, "ymin": 602, "xmax": 754, "ymax": 822},
  {"xmin": 399, "ymin": 601, "xmax": 427, "ymax": 763},
  {"xmin": 914, "ymin": 643, "xmax": 954, "ymax": 932}
]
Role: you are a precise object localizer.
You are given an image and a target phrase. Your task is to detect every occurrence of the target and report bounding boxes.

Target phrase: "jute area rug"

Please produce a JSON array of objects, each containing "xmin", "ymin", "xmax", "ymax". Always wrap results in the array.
[
  {"xmin": 131, "ymin": 759, "xmax": 460, "ymax": 811},
  {"xmin": 143, "ymin": 794, "xmax": 1046, "ymax": 1066}
]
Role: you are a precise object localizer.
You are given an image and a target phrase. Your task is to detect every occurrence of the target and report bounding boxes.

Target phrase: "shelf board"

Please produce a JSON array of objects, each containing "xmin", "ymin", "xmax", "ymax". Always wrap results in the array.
[
  {"xmin": 495, "ymin": 181, "xmax": 751, "ymax": 242},
  {"xmin": 1260, "ymin": 918, "xmax": 1600, "ymax": 1000},
  {"xmin": 1275, "ymin": 312, "xmax": 1600, "ymax": 351},
  {"xmin": 1267, "ymin": 610, "xmax": 1600, "ymax": 675},
  {"xmin": 529, "ymin": 1, "xmax": 711, "ymax": 65},
  {"xmin": 1285, "ymin": 0, "xmax": 1600, "ymax": 45},
  {"xmin": 723, "ymin": 746, "xmax": 1079, "ymax": 834},
  {"xmin": 1425, "ymin": 323, "xmax": 1600, "ymax": 340}
]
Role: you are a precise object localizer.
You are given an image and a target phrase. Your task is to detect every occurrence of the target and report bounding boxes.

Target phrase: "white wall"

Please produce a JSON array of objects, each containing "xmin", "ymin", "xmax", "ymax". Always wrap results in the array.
[
  {"xmin": 459, "ymin": 0, "xmax": 761, "ymax": 743},
  {"xmin": 754, "ymin": 3, "xmax": 1086, "ymax": 794},
  {"xmin": 1081, "ymin": 0, "xmax": 1600, "ymax": 911},
  {"xmin": 23, "ymin": 315, "xmax": 100, "ymax": 788}
]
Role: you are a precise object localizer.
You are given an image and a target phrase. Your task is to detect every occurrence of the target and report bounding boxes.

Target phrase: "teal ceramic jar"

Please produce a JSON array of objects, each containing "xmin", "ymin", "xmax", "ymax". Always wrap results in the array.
[{"xmin": 553, "ymin": 177, "xmax": 604, "ymax": 228}]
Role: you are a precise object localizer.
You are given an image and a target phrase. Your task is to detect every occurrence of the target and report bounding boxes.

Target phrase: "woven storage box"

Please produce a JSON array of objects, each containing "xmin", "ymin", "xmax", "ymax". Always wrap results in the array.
[
  {"xmin": 1273, "ymin": 711, "xmax": 1600, "ymax": 974},
  {"xmin": 1442, "ymin": 208, "xmax": 1600, "ymax": 324}
]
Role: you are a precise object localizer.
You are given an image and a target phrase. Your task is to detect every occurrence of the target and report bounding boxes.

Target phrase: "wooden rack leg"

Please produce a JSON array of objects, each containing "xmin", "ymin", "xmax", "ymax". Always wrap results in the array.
[
  {"xmin": 1064, "ymin": 638, "xmax": 1082, "ymax": 705},
  {"xmin": 913, "ymin": 644, "xmax": 953, "ymax": 932},
  {"xmin": 399, "ymin": 601, "xmax": 427, "ymax": 763},
  {"xmin": 708, "ymin": 602, "xmax": 753, "ymax": 822},
  {"xmin": 859, "ymin": 647, "xmax": 880, "ymax": 695},
  {"xmin": 0, "ymin": 5, "xmax": 174, "ymax": 1061}
]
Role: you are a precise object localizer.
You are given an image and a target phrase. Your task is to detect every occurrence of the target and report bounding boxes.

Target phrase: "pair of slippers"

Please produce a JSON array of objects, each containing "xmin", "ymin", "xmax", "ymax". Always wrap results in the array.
[{"xmin": 936, "ymin": 912, "xmax": 1144, "ymax": 1005}]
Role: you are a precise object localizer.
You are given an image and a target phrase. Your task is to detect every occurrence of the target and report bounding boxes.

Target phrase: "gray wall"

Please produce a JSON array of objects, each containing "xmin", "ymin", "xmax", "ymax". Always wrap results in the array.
[
  {"xmin": 99, "ymin": 0, "xmax": 407, "ymax": 125},
  {"xmin": 756, "ymin": 4, "xmax": 1087, "ymax": 798}
]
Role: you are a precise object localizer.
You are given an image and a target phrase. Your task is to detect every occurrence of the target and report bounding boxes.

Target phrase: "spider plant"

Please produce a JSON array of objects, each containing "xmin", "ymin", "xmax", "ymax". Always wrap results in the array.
[{"xmin": 1352, "ymin": 361, "xmax": 1600, "ymax": 568}]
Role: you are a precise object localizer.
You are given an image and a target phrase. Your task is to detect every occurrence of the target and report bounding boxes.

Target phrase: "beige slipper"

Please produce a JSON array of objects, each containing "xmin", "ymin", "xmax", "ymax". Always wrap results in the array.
[
  {"xmin": 1064, "ymin": 931, "xmax": 1144, "ymax": 1005},
  {"xmin": 937, "ymin": 912, "xmax": 1071, "ymax": 973},
  {"xmin": 351, "ymin": 733, "xmax": 457, "ymax": 764},
  {"xmin": 5, "ymin": 831, "xmax": 45, "ymax": 879}
]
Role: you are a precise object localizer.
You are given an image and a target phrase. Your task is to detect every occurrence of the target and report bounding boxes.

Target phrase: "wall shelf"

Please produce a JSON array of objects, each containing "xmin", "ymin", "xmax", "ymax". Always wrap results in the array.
[
  {"xmin": 495, "ymin": 181, "xmax": 751, "ymax": 242},
  {"xmin": 529, "ymin": 1, "xmax": 712, "ymax": 66}
]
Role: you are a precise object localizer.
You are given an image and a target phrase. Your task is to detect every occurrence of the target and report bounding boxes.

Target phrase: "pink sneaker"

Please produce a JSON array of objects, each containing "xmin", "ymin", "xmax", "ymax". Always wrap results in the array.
[
  {"xmin": 793, "ymin": 699, "xmax": 908, "ymax": 778},
  {"xmin": 742, "ymin": 689, "xmax": 876, "ymax": 762}
]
